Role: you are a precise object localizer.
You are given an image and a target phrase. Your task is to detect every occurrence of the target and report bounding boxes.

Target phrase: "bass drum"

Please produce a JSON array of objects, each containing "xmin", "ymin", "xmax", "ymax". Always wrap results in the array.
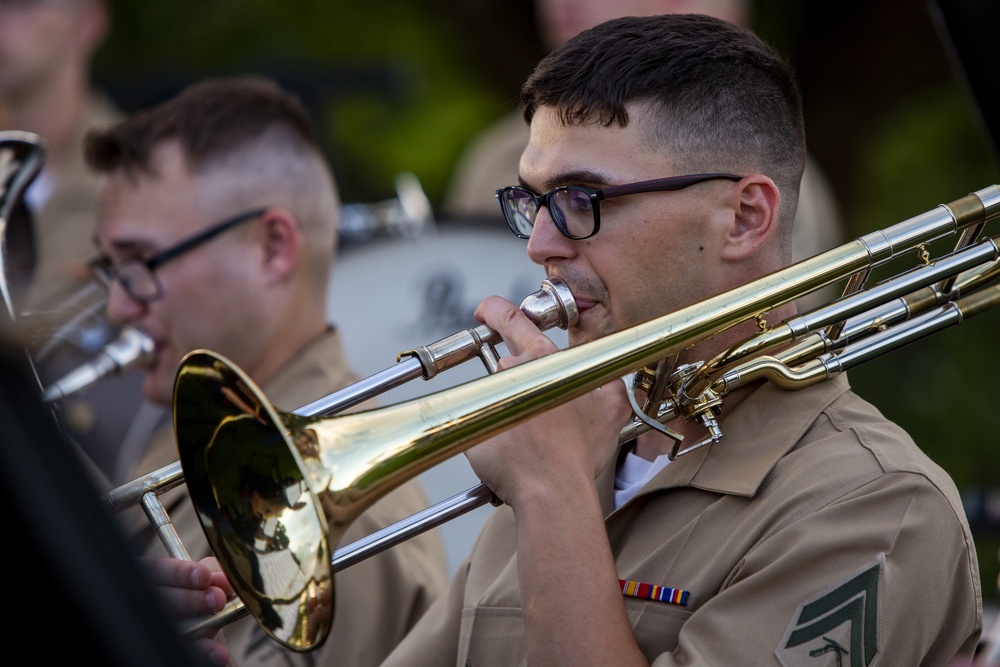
[{"xmin": 327, "ymin": 223, "xmax": 567, "ymax": 573}]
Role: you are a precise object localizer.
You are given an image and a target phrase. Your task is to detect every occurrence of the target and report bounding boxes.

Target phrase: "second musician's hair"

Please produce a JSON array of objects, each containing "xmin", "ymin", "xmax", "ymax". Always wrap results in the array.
[
  {"xmin": 85, "ymin": 75, "xmax": 341, "ymax": 287},
  {"xmin": 84, "ymin": 76, "xmax": 320, "ymax": 176}
]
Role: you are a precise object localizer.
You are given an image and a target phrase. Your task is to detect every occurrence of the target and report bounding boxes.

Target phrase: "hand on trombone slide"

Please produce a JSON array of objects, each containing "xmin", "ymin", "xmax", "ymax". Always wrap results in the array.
[{"xmin": 143, "ymin": 556, "xmax": 234, "ymax": 667}]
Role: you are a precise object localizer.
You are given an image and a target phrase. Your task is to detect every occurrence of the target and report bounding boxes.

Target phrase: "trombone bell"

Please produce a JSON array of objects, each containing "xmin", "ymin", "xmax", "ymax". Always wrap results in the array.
[
  {"xmin": 175, "ymin": 277, "xmax": 579, "ymax": 652},
  {"xmin": 175, "ymin": 352, "xmax": 334, "ymax": 651}
]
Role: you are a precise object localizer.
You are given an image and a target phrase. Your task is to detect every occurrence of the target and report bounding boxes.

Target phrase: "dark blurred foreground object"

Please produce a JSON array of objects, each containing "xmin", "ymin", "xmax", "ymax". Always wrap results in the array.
[
  {"xmin": 929, "ymin": 0, "xmax": 1000, "ymax": 165},
  {"xmin": 0, "ymin": 335, "xmax": 209, "ymax": 667}
]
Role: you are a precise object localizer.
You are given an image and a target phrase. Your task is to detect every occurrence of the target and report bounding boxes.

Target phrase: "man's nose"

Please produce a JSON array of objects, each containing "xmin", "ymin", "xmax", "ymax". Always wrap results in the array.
[
  {"xmin": 527, "ymin": 206, "xmax": 576, "ymax": 265},
  {"xmin": 104, "ymin": 279, "xmax": 145, "ymax": 325}
]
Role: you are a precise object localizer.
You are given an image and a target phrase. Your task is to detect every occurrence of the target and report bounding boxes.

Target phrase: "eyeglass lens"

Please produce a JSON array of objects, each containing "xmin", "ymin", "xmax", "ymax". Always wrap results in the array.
[
  {"xmin": 115, "ymin": 262, "xmax": 160, "ymax": 302},
  {"xmin": 96, "ymin": 261, "xmax": 160, "ymax": 303},
  {"xmin": 503, "ymin": 188, "xmax": 595, "ymax": 239}
]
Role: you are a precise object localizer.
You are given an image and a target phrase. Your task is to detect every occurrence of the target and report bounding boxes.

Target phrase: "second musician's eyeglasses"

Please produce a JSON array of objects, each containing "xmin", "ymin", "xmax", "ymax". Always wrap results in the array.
[
  {"xmin": 91, "ymin": 207, "xmax": 268, "ymax": 304},
  {"xmin": 495, "ymin": 172, "xmax": 743, "ymax": 240}
]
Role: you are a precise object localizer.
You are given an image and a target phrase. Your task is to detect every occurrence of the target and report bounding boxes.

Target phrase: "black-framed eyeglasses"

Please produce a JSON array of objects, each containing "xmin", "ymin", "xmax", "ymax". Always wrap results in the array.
[
  {"xmin": 91, "ymin": 207, "xmax": 267, "ymax": 304},
  {"xmin": 495, "ymin": 172, "xmax": 743, "ymax": 240}
]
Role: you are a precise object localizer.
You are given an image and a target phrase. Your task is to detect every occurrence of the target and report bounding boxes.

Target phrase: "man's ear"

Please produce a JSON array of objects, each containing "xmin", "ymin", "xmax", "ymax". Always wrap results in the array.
[
  {"xmin": 77, "ymin": 0, "xmax": 111, "ymax": 58},
  {"xmin": 720, "ymin": 175, "xmax": 781, "ymax": 261},
  {"xmin": 258, "ymin": 208, "xmax": 300, "ymax": 284}
]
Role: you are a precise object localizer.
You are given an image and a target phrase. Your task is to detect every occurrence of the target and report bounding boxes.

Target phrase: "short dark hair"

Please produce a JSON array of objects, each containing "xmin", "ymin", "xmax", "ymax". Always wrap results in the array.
[
  {"xmin": 521, "ymin": 14, "xmax": 806, "ymax": 221},
  {"xmin": 85, "ymin": 75, "xmax": 341, "ymax": 286},
  {"xmin": 85, "ymin": 76, "xmax": 319, "ymax": 176}
]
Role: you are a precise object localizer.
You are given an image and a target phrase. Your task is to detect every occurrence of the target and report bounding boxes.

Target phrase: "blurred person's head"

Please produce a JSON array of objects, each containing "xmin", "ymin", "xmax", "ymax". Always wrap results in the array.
[
  {"xmin": 86, "ymin": 76, "xmax": 340, "ymax": 405},
  {"xmin": 535, "ymin": 0, "xmax": 749, "ymax": 50},
  {"xmin": 0, "ymin": 0, "xmax": 108, "ymax": 106},
  {"xmin": 511, "ymin": 13, "xmax": 803, "ymax": 347}
]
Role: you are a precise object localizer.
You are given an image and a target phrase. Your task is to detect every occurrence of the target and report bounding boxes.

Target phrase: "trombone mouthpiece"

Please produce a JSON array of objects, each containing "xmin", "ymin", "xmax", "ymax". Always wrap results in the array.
[
  {"xmin": 519, "ymin": 277, "xmax": 578, "ymax": 330},
  {"xmin": 41, "ymin": 326, "xmax": 154, "ymax": 402}
]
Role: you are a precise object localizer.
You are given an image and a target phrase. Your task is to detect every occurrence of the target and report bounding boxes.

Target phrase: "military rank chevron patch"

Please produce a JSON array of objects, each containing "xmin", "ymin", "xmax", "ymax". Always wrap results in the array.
[{"xmin": 775, "ymin": 554, "xmax": 883, "ymax": 667}]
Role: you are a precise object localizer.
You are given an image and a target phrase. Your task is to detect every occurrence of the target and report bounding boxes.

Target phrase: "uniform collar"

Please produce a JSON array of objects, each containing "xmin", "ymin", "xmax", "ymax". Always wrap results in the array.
[
  {"xmin": 264, "ymin": 326, "xmax": 360, "ymax": 411},
  {"xmin": 598, "ymin": 374, "xmax": 852, "ymax": 515}
]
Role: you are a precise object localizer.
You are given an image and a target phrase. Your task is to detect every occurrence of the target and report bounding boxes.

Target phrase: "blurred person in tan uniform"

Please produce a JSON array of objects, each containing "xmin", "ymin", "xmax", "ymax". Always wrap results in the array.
[
  {"xmin": 444, "ymin": 0, "xmax": 845, "ymax": 282},
  {"xmin": 87, "ymin": 76, "xmax": 448, "ymax": 667},
  {"xmin": 0, "ymin": 0, "xmax": 161, "ymax": 483},
  {"xmin": 0, "ymin": 0, "xmax": 119, "ymax": 310}
]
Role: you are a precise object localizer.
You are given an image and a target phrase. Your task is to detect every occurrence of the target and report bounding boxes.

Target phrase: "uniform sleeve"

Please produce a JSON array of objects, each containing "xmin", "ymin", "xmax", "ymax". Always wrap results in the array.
[{"xmin": 650, "ymin": 473, "xmax": 981, "ymax": 666}]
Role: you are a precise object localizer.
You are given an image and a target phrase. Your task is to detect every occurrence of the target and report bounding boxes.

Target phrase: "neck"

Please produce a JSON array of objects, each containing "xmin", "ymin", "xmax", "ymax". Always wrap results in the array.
[{"xmin": 250, "ymin": 309, "xmax": 329, "ymax": 390}]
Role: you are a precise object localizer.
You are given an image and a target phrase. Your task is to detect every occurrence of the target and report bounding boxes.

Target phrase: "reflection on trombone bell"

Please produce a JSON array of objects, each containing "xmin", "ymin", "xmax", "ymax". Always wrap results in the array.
[{"xmin": 168, "ymin": 184, "xmax": 1000, "ymax": 651}]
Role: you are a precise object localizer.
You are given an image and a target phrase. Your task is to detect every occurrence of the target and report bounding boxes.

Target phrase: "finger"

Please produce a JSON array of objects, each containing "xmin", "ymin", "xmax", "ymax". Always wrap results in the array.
[
  {"xmin": 200, "ymin": 557, "xmax": 236, "ymax": 598},
  {"xmin": 142, "ymin": 556, "xmax": 213, "ymax": 590},
  {"xmin": 601, "ymin": 378, "xmax": 632, "ymax": 415},
  {"xmin": 200, "ymin": 556, "xmax": 223, "ymax": 574},
  {"xmin": 209, "ymin": 572, "xmax": 235, "ymax": 599},
  {"xmin": 193, "ymin": 636, "xmax": 231, "ymax": 667},
  {"xmin": 158, "ymin": 580, "xmax": 228, "ymax": 618},
  {"xmin": 141, "ymin": 557, "xmax": 228, "ymax": 618},
  {"xmin": 476, "ymin": 295, "xmax": 557, "ymax": 359}
]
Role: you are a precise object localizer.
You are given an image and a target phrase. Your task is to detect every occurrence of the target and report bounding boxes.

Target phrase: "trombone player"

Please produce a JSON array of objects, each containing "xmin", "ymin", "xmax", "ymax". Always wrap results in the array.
[
  {"xmin": 86, "ymin": 76, "xmax": 447, "ymax": 667},
  {"xmin": 166, "ymin": 14, "xmax": 982, "ymax": 666}
]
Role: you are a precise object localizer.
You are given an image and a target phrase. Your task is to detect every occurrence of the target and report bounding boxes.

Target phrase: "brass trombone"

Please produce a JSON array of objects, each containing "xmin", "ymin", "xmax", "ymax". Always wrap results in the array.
[
  {"xmin": 104, "ymin": 275, "xmax": 578, "ymax": 621},
  {"xmin": 170, "ymin": 184, "xmax": 1000, "ymax": 651}
]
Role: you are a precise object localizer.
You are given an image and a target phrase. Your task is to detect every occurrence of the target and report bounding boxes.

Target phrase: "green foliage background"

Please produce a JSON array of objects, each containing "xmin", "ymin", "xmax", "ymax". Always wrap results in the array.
[
  {"xmin": 93, "ymin": 0, "xmax": 1000, "ymax": 601},
  {"xmin": 95, "ymin": 0, "xmax": 543, "ymax": 204}
]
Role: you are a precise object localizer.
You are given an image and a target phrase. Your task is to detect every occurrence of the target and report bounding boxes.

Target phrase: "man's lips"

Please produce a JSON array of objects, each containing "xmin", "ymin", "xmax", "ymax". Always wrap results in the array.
[
  {"xmin": 545, "ymin": 272, "xmax": 598, "ymax": 313},
  {"xmin": 144, "ymin": 338, "xmax": 166, "ymax": 369}
]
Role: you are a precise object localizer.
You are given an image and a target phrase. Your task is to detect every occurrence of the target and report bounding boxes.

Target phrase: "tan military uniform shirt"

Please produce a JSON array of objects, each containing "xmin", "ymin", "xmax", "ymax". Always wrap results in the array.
[
  {"xmin": 121, "ymin": 329, "xmax": 449, "ymax": 666},
  {"xmin": 383, "ymin": 373, "xmax": 982, "ymax": 666}
]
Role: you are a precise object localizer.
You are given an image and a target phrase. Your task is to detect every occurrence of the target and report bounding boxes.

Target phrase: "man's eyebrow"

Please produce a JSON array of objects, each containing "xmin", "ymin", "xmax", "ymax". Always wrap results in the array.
[
  {"xmin": 518, "ymin": 169, "xmax": 615, "ymax": 191},
  {"xmin": 91, "ymin": 235, "xmax": 156, "ymax": 258}
]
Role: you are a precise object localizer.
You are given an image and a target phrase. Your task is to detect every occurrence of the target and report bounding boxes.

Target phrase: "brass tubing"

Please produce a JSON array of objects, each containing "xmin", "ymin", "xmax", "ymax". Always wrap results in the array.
[{"xmin": 681, "ymin": 235, "xmax": 1000, "ymax": 403}]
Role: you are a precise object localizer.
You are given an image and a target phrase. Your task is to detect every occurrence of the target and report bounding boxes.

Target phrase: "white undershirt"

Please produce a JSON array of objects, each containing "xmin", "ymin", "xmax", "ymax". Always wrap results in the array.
[{"xmin": 613, "ymin": 448, "xmax": 672, "ymax": 509}]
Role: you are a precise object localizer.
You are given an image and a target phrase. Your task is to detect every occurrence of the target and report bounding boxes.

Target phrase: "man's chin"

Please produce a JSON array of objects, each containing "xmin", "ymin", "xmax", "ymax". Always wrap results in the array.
[
  {"xmin": 568, "ymin": 331, "xmax": 599, "ymax": 348},
  {"xmin": 568, "ymin": 321, "xmax": 612, "ymax": 348},
  {"xmin": 142, "ymin": 373, "xmax": 173, "ymax": 408}
]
